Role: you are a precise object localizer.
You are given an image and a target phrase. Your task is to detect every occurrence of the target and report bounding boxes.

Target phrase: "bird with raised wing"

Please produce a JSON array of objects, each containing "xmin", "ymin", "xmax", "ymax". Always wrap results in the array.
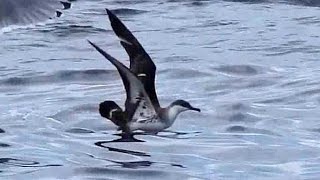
[{"xmin": 89, "ymin": 9, "xmax": 200, "ymax": 134}]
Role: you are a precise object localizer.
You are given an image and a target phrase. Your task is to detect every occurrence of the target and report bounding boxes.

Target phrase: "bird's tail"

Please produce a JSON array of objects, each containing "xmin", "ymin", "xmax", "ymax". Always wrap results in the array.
[{"xmin": 99, "ymin": 101, "xmax": 127, "ymax": 131}]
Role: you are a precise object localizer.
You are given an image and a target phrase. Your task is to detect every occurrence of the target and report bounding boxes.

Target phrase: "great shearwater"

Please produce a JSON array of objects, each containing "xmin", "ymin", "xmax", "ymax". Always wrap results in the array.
[{"xmin": 88, "ymin": 9, "xmax": 200, "ymax": 134}]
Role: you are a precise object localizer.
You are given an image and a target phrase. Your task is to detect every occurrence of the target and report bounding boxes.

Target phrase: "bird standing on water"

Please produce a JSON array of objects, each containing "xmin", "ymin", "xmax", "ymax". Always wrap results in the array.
[{"xmin": 89, "ymin": 9, "xmax": 200, "ymax": 134}]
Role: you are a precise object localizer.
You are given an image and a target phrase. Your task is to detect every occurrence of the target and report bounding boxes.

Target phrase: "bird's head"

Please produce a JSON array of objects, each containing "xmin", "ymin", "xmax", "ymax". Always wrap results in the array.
[
  {"xmin": 170, "ymin": 99, "xmax": 201, "ymax": 113},
  {"xmin": 170, "ymin": 100, "xmax": 201, "ymax": 112},
  {"xmin": 165, "ymin": 99, "xmax": 200, "ymax": 122}
]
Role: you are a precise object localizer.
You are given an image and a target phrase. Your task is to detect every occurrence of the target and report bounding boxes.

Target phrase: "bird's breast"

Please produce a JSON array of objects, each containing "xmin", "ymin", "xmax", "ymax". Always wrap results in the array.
[{"xmin": 128, "ymin": 119, "xmax": 168, "ymax": 132}]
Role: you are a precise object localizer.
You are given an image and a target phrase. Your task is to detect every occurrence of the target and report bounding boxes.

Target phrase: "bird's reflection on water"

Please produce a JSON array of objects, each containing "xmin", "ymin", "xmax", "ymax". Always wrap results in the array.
[
  {"xmin": 92, "ymin": 130, "xmax": 199, "ymax": 169},
  {"xmin": 107, "ymin": 159, "xmax": 185, "ymax": 169},
  {"xmin": 0, "ymin": 158, "xmax": 61, "ymax": 168},
  {"xmin": 86, "ymin": 153, "xmax": 185, "ymax": 169},
  {"xmin": 95, "ymin": 132, "xmax": 150, "ymax": 157},
  {"xmin": 98, "ymin": 130, "xmax": 201, "ymax": 143},
  {"xmin": 95, "ymin": 140, "xmax": 150, "ymax": 157},
  {"xmin": 112, "ymin": 132, "xmax": 146, "ymax": 142}
]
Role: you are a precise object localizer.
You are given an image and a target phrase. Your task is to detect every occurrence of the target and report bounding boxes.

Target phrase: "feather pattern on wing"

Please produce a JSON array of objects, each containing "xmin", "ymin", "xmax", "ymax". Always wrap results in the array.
[
  {"xmin": 106, "ymin": 9, "xmax": 160, "ymax": 109},
  {"xmin": 88, "ymin": 40, "xmax": 159, "ymax": 123}
]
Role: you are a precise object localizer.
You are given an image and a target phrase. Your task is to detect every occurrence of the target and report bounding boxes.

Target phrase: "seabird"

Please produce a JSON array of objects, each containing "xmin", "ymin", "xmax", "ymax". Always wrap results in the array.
[
  {"xmin": 88, "ymin": 9, "xmax": 200, "ymax": 134},
  {"xmin": 0, "ymin": 0, "xmax": 72, "ymax": 29}
]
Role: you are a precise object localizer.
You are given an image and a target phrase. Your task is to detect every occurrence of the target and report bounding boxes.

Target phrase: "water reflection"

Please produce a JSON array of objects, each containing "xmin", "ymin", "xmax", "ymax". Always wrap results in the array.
[
  {"xmin": 106, "ymin": 160, "xmax": 185, "ymax": 169},
  {"xmin": 95, "ymin": 141, "xmax": 150, "ymax": 157},
  {"xmin": 110, "ymin": 160, "xmax": 153, "ymax": 169},
  {"xmin": 154, "ymin": 130, "xmax": 201, "ymax": 139},
  {"xmin": 86, "ymin": 153, "xmax": 185, "ymax": 169},
  {"xmin": 0, "ymin": 158, "xmax": 61, "ymax": 168},
  {"xmin": 97, "ymin": 130, "xmax": 201, "ymax": 143},
  {"xmin": 98, "ymin": 133, "xmax": 146, "ymax": 143}
]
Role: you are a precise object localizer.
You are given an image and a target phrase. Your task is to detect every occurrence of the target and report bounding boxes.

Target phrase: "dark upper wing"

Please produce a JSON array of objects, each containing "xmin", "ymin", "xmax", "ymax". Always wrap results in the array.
[
  {"xmin": 106, "ymin": 9, "xmax": 160, "ymax": 109},
  {"xmin": 0, "ymin": 0, "xmax": 71, "ymax": 28},
  {"xmin": 88, "ymin": 40, "xmax": 157, "ymax": 122}
]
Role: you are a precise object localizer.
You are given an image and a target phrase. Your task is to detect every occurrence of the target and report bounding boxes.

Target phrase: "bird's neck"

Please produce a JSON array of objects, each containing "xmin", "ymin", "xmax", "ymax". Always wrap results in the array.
[{"xmin": 161, "ymin": 106, "xmax": 185, "ymax": 125}]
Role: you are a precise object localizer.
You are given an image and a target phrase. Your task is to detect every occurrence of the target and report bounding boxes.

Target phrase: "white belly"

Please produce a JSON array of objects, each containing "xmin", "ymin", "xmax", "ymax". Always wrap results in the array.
[{"xmin": 128, "ymin": 121, "xmax": 168, "ymax": 133}]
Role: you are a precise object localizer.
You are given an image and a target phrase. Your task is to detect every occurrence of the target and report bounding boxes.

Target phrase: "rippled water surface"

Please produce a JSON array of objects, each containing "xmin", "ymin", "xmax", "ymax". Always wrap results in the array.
[{"xmin": 1, "ymin": 0, "xmax": 320, "ymax": 179}]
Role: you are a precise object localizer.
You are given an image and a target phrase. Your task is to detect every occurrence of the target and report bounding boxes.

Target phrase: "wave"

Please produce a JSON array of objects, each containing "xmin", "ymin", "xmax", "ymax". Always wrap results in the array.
[
  {"xmin": 213, "ymin": 64, "xmax": 261, "ymax": 76},
  {"xmin": 0, "ymin": 0, "xmax": 72, "ymax": 30},
  {"xmin": 110, "ymin": 8, "xmax": 148, "ymax": 16},
  {"xmin": 225, "ymin": 0, "xmax": 320, "ymax": 7},
  {"xmin": 0, "ymin": 69, "xmax": 118, "ymax": 86},
  {"xmin": 226, "ymin": 125, "xmax": 280, "ymax": 136}
]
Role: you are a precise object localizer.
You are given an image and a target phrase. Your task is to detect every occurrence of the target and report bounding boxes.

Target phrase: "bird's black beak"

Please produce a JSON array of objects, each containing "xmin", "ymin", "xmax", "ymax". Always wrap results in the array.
[{"xmin": 189, "ymin": 106, "xmax": 201, "ymax": 112}]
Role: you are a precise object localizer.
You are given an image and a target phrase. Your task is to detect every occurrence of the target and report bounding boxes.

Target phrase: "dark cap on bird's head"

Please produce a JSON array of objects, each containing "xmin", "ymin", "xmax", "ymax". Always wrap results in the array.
[{"xmin": 171, "ymin": 99, "xmax": 201, "ymax": 112}]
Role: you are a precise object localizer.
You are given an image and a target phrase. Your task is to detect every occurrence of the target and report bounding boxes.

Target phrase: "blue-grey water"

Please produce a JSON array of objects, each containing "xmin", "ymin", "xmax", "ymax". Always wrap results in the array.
[{"xmin": 1, "ymin": 0, "xmax": 320, "ymax": 179}]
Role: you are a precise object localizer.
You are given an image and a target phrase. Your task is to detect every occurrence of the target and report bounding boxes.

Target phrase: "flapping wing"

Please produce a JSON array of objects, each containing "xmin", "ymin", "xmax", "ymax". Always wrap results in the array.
[
  {"xmin": 106, "ymin": 9, "xmax": 160, "ymax": 109},
  {"xmin": 88, "ymin": 40, "xmax": 158, "ymax": 122},
  {"xmin": 0, "ymin": 0, "xmax": 71, "ymax": 28}
]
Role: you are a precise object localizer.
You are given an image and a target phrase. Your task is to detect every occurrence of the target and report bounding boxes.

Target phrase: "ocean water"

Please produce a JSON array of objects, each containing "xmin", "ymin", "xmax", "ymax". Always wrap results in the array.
[{"xmin": 1, "ymin": 0, "xmax": 320, "ymax": 179}]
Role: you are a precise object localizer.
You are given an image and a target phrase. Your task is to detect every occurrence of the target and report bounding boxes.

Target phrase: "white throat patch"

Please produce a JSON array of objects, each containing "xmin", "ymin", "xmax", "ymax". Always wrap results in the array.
[{"xmin": 167, "ymin": 105, "xmax": 188, "ymax": 121}]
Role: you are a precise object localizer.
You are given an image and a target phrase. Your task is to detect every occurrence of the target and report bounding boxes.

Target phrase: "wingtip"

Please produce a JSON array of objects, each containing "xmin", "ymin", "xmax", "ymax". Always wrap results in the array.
[
  {"xmin": 106, "ymin": 8, "xmax": 113, "ymax": 18},
  {"xmin": 106, "ymin": 8, "xmax": 118, "ymax": 22},
  {"xmin": 87, "ymin": 40, "xmax": 102, "ymax": 54},
  {"xmin": 87, "ymin": 40, "xmax": 119, "ymax": 67},
  {"xmin": 87, "ymin": 39, "xmax": 95, "ymax": 47}
]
